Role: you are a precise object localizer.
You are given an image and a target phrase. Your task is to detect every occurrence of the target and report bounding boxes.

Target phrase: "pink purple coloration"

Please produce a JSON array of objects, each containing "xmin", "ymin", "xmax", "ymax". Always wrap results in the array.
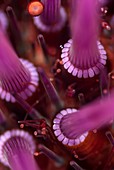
[
  {"xmin": 34, "ymin": 0, "xmax": 67, "ymax": 32},
  {"xmin": 0, "ymin": 29, "xmax": 39, "ymax": 102},
  {"xmin": 37, "ymin": 67, "xmax": 63, "ymax": 111},
  {"xmin": 38, "ymin": 144, "xmax": 64, "ymax": 165},
  {"xmin": 0, "ymin": 10, "xmax": 8, "ymax": 33},
  {"xmin": 0, "ymin": 129, "xmax": 39, "ymax": 170},
  {"xmin": 53, "ymin": 108, "xmax": 88, "ymax": 146},
  {"xmin": 41, "ymin": 0, "xmax": 61, "ymax": 25},
  {"xmin": 98, "ymin": 0, "xmax": 108, "ymax": 5},
  {"xmin": 61, "ymin": 0, "xmax": 107, "ymax": 78},
  {"xmin": 70, "ymin": 161, "xmax": 84, "ymax": 170},
  {"xmin": 60, "ymin": 93, "xmax": 114, "ymax": 138}
]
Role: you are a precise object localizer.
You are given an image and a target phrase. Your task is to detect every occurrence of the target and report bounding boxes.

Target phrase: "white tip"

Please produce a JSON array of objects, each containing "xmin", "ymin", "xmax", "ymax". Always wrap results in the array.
[{"xmin": 60, "ymin": 110, "xmax": 67, "ymax": 116}]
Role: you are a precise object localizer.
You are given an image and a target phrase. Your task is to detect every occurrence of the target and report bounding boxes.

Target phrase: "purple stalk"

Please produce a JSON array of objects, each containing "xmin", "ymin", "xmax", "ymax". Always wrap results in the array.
[
  {"xmin": 60, "ymin": 94, "xmax": 114, "ymax": 139},
  {"xmin": 0, "ymin": 130, "xmax": 40, "ymax": 170},
  {"xmin": 0, "ymin": 10, "xmax": 8, "ymax": 33},
  {"xmin": 71, "ymin": 0, "xmax": 99, "ymax": 68},
  {"xmin": 98, "ymin": 0, "xmax": 108, "ymax": 5},
  {"xmin": 70, "ymin": 161, "xmax": 84, "ymax": 170},
  {"xmin": 6, "ymin": 6, "xmax": 22, "ymax": 40},
  {"xmin": 53, "ymin": 108, "xmax": 88, "ymax": 146},
  {"xmin": 37, "ymin": 34, "xmax": 49, "ymax": 63},
  {"xmin": 61, "ymin": 0, "xmax": 107, "ymax": 78},
  {"xmin": 33, "ymin": 0, "xmax": 66, "ymax": 32},
  {"xmin": 104, "ymin": 132, "xmax": 114, "ymax": 169},
  {"xmin": 38, "ymin": 144, "xmax": 64, "ymax": 166},
  {"xmin": 0, "ymin": 29, "xmax": 38, "ymax": 102},
  {"xmin": 6, "ymin": 6, "xmax": 28, "ymax": 58},
  {"xmin": 40, "ymin": 0, "xmax": 61, "ymax": 25},
  {"xmin": 106, "ymin": 131, "xmax": 114, "ymax": 146},
  {"xmin": 37, "ymin": 67, "xmax": 63, "ymax": 112},
  {"xmin": 0, "ymin": 29, "xmax": 30, "ymax": 92}
]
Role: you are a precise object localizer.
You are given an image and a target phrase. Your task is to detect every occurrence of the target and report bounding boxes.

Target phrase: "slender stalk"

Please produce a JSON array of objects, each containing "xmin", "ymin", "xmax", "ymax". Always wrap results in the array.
[
  {"xmin": 60, "ymin": 93, "xmax": 114, "ymax": 138},
  {"xmin": 40, "ymin": 0, "xmax": 61, "ymax": 25},
  {"xmin": 104, "ymin": 132, "xmax": 114, "ymax": 170},
  {"xmin": 71, "ymin": 0, "xmax": 99, "ymax": 68},
  {"xmin": 37, "ymin": 67, "xmax": 63, "ymax": 112},
  {"xmin": 37, "ymin": 34, "xmax": 49, "ymax": 63},
  {"xmin": 61, "ymin": 0, "xmax": 107, "ymax": 78},
  {"xmin": 70, "ymin": 161, "xmax": 84, "ymax": 170},
  {"xmin": 38, "ymin": 144, "xmax": 64, "ymax": 166},
  {"xmin": 0, "ymin": 130, "xmax": 39, "ymax": 170},
  {"xmin": 6, "ymin": 6, "xmax": 22, "ymax": 40},
  {"xmin": 99, "ymin": 68, "xmax": 108, "ymax": 97}
]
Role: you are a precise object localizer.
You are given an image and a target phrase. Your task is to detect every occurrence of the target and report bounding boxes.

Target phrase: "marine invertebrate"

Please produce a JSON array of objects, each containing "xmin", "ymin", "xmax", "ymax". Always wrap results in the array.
[
  {"xmin": 52, "ymin": 106, "xmax": 111, "ymax": 166},
  {"xmin": 53, "ymin": 108, "xmax": 88, "ymax": 146},
  {"xmin": 34, "ymin": 0, "xmax": 67, "ymax": 32},
  {"xmin": 0, "ymin": 129, "xmax": 39, "ymax": 170},
  {"xmin": 0, "ymin": 28, "xmax": 39, "ymax": 102},
  {"xmin": 0, "ymin": 0, "xmax": 113, "ymax": 169},
  {"xmin": 58, "ymin": 94, "xmax": 114, "ymax": 139},
  {"xmin": 61, "ymin": 0, "xmax": 107, "ymax": 78}
]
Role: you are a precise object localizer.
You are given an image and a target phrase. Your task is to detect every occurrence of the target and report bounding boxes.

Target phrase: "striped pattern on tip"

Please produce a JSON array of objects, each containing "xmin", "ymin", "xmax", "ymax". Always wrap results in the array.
[
  {"xmin": 33, "ymin": 7, "xmax": 67, "ymax": 32},
  {"xmin": 0, "ymin": 129, "xmax": 36, "ymax": 167},
  {"xmin": 40, "ymin": 0, "xmax": 61, "ymax": 25},
  {"xmin": 0, "ymin": 58, "xmax": 39, "ymax": 103},
  {"xmin": 53, "ymin": 108, "xmax": 88, "ymax": 146},
  {"xmin": 61, "ymin": 39, "xmax": 107, "ymax": 78}
]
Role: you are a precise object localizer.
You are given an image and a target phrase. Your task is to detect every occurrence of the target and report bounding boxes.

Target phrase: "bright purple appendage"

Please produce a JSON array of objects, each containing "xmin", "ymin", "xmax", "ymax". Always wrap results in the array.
[{"xmin": 61, "ymin": 94, "xmax": 114, "ymax": 138}]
